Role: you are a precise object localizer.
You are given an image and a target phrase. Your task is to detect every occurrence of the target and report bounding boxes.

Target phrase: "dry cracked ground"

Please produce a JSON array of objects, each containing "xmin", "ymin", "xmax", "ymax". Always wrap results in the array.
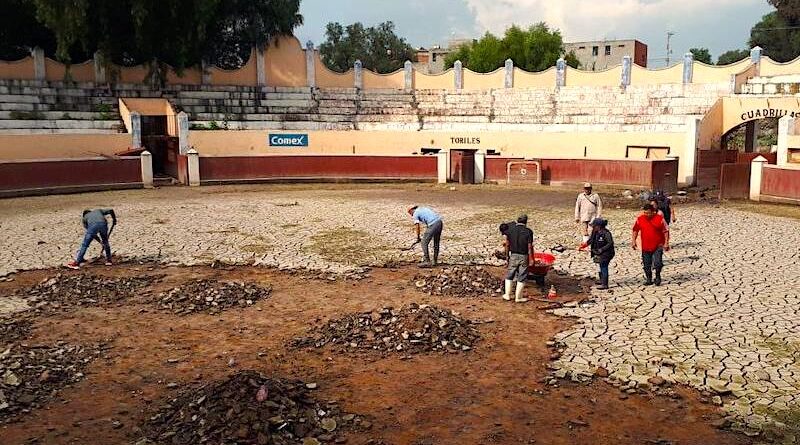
[{"xmin": 1, "ymin": 184, "xmax": 799, "ymax": 440}]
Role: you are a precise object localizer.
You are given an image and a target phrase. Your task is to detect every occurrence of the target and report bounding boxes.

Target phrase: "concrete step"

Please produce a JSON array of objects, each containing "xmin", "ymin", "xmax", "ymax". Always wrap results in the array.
[
  {"xmin": 0, "ymin": 119, "xmax": 122, "ymax": 130},
  {"xmin": 0, "ymin": 110, "xmax": 118, "ymax": 120},
  {"xmin": 0, "ymin": 128, "xmax": 121, "ymax": 134}
]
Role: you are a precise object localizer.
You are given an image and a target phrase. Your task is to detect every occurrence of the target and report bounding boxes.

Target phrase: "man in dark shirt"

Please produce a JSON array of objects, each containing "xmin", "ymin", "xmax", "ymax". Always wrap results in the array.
[
  {"xmin": 502, "ymin": 214, "xmax": 534, "ymax": 303},
  {"xmin": 66, "ymin": 208, "xmax": 116, "ymax": 269}
]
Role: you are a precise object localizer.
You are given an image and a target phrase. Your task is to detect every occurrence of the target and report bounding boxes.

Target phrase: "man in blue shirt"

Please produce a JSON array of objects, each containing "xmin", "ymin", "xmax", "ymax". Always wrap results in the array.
[
  {"xmin": 407, "ymin": 205, "xmax": 443, "ymax": 267},
  {"xmin": 66, "ymin": 208, "xmax": 116, "ymax": 269}
]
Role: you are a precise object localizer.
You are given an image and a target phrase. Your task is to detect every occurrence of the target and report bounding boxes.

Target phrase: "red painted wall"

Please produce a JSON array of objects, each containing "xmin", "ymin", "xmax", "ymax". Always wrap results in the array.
[
  {"xmin": 761, "ymin": 166, "xmax": 800, "ymax": 201},
  {"xmin": 485, "ymin": 157, "xmax": 524, "ymax": 182},
  {"xmin": 737, "ymin": 152, "xmax": 777, "ymax": 164},
  {"xmin": 199, "ymin": 155, "xmax": 438, "ymax": 181},
  {"xmin": 0, "ymin": 158, "xmax": 141, "ymax": 191}
]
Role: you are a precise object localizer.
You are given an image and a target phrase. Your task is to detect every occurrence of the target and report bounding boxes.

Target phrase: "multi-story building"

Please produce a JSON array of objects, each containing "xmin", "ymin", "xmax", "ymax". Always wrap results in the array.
[
  {"xmin": 563, "ymin": 39, "xmax": 648, "ymax": 71},
  {"xmin": 414, "ymin": 39, "xmax": 472, "ymax": 74}
]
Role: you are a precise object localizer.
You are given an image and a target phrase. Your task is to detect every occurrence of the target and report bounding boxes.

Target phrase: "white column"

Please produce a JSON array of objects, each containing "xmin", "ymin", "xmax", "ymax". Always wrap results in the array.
[
  {"xmin": 178, "ymin": 111, "xmax": 190, "ymax": 155},
  {"xmin": 777, "ymin": 115, "xmax": 793, "ymax": 166},
  {"xmin": 256, "ymin": 47, "xmax": 266, "ymax": 86},
  {"xmin": 187, "ymin": 148, "xmax": 200, "ymax": 187},
  {"xmin": 474, "ymin": 152, "xmax": 486, "ymax": 184},
  {"xmin": 751, "ymin": 46, "xmax": 763, "ymax": 77},
  {"xmin": 750, "ymin": 155, "xmax": 767, "ymax": 201},
  {"xmin": 201, "ymin": 60, "xmax": 211, "ymax": 84},
  {"xmin": 621, "ymin": 55, "xmax": 632, "ymax": 88},
  {"xmin": 140, "ymin": 150, "xmax": 154, "ymax": 189},
  {"xmin": 404, "ymin": 60, "xmax": 413, "ymax": 91},
  {"xmin": 306, "ymin": 41, "xmax": 316, "ymax": 88},
  {"xmin": 504, "ymin": 59, "xmax": 514, "ymax": 88},
  {"xmin": 683, "ymin": 52, "xmax": 694, "ymax": 84},
  {"xmin": 556, "ymin": 58, "xmax": 566, "ymax": 88},
  {"xmin": 32, "ymin": 47, "xmax": 45, "ymax": 81},
  {"xmin": 436, "ymin": 152, "xmax": 448, "ymax": 184},
  {"xmin": 454, "ymin": 60, "xmax": 463, "ymax": 90},
  {"xmin": 130, "ymin": 112, "xmax": 142, "ymax": 148},
  {"xmin": 93, "ymin": 51, "xmax": 106, "ymax": 83},
  {"xmin": 679, "ymin": 117, "xmax": 700, "ymax": 186},
  {"xmin": 354, "ymin": 60, "xmax": 363, "ymax": 89}
]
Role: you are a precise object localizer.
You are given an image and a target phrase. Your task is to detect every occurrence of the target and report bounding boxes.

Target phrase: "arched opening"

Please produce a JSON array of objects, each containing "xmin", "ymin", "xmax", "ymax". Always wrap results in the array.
[{"xmin": 722, "ymin": 117, "xmax": 778, "ymax": 153}]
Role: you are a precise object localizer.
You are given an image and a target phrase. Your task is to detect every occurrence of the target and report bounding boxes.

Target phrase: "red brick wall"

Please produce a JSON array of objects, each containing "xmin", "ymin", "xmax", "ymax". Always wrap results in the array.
[
  {"xmin": 199, "ymin": 155, "xmax": 437, "ymax": 181},
  {"xmin": 761, "ymin": 166, "xmax": 800, "ymax": 201},
  {"xmin": 0, "ymin": 157, "xmax": 141, "ymax": 192}
]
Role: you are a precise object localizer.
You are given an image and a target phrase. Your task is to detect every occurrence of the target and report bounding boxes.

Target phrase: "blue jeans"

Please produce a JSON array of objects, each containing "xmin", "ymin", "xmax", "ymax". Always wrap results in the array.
[
  {"xmin": 75, "ymin": 222, "xmax": 111, "ymax": 263},
  {"xmin": 598, "ymin": 261, "xmax": 610, "ymax": 285}
]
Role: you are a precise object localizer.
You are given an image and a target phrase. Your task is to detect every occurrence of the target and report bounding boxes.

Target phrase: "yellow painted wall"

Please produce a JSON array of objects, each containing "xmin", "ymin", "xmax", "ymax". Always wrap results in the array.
[
  {"xmin": 513, "ymin": 67, "xmax": 554, "ymax": 89},
  {"xmin": 69, "ymin": 61, "xmax": 95, "ymax": 82},
  {"xmin": 0, "ymin": 57, "xmax": 34, "ymax": 80},
  {"xmin": 314, "ymin": 53, "xmax": 355, "ymax": 88},
  {"xmin": 117, "ymin": 65, "xmax": 149, "ymax": 84},
  {"xmin": 166, "ymin": 67, "xmax": 202, "ymax": 85},
  {"xmin": 266, "ymin": 36, "xmax": 307, "ymax": 87},
  {"xmin": 698, "ymin": 99, "xmax": 723, "ymax": 149},
  {"xmin": 693, "ymin": 60, "xmax": 746, "ymax": 84},
  {"xmin": 630, "ymin": 64, "xmax": 683, "ymax": 85},
  {"xmin": 189, "ymin": 129, "xmax": 687, "ymax": 161},
  {"xmin": 209, "ymin": 49, "xmax": 257, "ymax": 86},
  {"xmin": 362, "ymin": 70, "xmax": 404, "ymax": 89},
  {"xmin": 566, "ymin": 66, "xmax": 623, "ymax": 87},
  {"xmin": 0, "ymin": 134, "xmax": 132, "ymax": 160},
  {"xmin": 416, "ymin": 70, "xmax": 455, "ymax": 90},
  {"xmin": 44, "ymin": 58, "xmax": 66, "ymax": 82},
  {"xmin": 463, "ymin": 69, "xmax": 504, "ymax": 90},
  {"xmin": 761, "ymin": 57, "xmax": 800, "ymax": 77}
]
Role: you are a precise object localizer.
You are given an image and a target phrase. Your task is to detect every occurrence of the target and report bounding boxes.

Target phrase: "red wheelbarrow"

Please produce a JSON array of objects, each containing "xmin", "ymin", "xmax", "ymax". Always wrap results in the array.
[{"xmin": 528, "ymin": 252, "xmax": 556, "ymax": 286}]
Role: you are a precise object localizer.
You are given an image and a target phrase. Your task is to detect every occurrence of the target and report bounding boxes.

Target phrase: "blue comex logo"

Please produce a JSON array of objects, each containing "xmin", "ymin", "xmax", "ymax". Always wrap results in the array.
[{"xmin": 269, "ymin": 133, "xmax": 308, "ymax": 147}]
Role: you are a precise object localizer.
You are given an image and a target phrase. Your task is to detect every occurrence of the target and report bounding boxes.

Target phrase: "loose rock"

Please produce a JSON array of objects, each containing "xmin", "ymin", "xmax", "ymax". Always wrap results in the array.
[
  {"xmin": 412, "ymin": 266, "xmax": 501, "ymax": 299},
  {"xmin": 18, "ymin": 274, "xmax": 163, "ymax": 313},
  {"xmin": 155, "ymin": 279, "xmax": 271, "ymax": 315}
]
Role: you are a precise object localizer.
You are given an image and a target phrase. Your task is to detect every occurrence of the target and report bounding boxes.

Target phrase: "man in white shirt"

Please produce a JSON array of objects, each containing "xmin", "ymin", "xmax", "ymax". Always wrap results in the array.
[{"xmin": 574, "ymin": 183, "xmax": 603, "ymax": 243}]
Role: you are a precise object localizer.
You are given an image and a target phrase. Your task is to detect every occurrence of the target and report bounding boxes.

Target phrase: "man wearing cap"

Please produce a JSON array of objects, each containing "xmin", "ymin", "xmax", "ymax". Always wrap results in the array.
[
  {"xmin": 575, "ymin": 183, "xmax": 603, "ymax": 243},
  {"xmin": 408, "ymin": 205, "xmax": 443, "ymax": 268},
  {"xmin": 501, "ymin": 214, "xmax": 534, "ymax": 303}
]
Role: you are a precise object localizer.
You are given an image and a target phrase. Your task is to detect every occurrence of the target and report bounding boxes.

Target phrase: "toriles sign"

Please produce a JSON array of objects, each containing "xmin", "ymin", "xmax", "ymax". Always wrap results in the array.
[
  {"xmin": 450, "ymin": 137, "xmax": 481, "ymax": 145},
  {"xmin": 740, "ymin": 109, "xmax": 800, "ymax": 121},
  {"xmin": 269, "ymin": 133, "xmax": 308, "ymax": 147}
]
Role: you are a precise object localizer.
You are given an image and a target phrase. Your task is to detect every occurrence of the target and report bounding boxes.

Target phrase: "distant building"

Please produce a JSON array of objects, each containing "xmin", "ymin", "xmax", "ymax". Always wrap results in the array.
[
  {"xmin": 414, "ymin": 39, "xmax": 472, "ymax": 74},
  {"xmin": 563, "ymin": 39, "xmax": 648, "ymax": 70}
]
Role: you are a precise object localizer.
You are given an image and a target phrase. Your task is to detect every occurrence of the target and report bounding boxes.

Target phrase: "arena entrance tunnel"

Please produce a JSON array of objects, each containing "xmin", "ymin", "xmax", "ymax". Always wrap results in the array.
[{"xmin": 699, "ymin": 96, "xmax": 800, "ymax": 151}]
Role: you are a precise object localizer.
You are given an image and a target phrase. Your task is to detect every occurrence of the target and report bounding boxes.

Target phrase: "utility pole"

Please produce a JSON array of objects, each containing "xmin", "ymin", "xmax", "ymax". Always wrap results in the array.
[{"xmin": 666, "ymin": 31, "xmax": 676, "ymax": 67}]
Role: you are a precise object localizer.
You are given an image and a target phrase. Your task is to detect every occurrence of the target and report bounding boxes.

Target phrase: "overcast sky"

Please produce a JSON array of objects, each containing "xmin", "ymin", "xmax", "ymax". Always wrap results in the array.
[{"xmin": 295, "ymin": 0, "xmax": 774, "ymax": 67}]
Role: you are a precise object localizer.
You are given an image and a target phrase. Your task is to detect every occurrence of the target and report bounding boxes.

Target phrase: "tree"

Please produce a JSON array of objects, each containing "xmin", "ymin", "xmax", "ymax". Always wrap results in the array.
[
  {"xmin": 444, "ymin": 23, "xmax": 579, "ymax": 73},
  {"xmin": 0, "ymin": 0, "xmax": 56, "ymax": 60},
  {"xmin": 319, "ymin": 21, "xmax": 415, "ymax": 73},
  {"xmin": 769, "ymin": 0, "xmax": 800, "ymax": 22},
  {"xmin": 689, "ymin": 47, "xmax": 712, "ymax": 64},
  {"xmin": 749, "ymin": 11, "xmax": 800, "ymax": 62},
  {"xmin": 717, "ymin": 49, "xmax": 750, "ymax": 65}
]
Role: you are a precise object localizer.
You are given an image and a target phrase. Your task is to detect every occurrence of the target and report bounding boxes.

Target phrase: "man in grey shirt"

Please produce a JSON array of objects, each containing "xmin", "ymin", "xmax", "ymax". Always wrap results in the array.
[
  {"xmin": 502, "ymin": 214, "xmax": 534, "ymax": 303},
  {"xmin": 66, "ymin": 208, "xmax": 116, "ymax": 269}
]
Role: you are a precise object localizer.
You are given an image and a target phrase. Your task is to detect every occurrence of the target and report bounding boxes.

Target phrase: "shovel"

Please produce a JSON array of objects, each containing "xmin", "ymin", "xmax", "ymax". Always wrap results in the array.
[{"xmin": 399, "ymin": 239, "xmax": 421, "ymax": 251}]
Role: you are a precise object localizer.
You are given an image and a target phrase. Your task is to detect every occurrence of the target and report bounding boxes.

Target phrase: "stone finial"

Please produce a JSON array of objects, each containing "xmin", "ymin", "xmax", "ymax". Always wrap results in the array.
[
  {"xmin": 454, "ymin": 60, "xmax": 463, "ymax": 90},
  {"xmin": 354, "ymin": 60, "xmax": 363, "ymax": 89},
  {"xmin": 305, "ymin": 41, "xmax": 316, "ymax": 88},
  {"xmin": 178, "ymin": 112, "xmax": 190, "ymax": 155},
  {"xmin": 404, "ymin": 60, "xmax": 413, "ymax": 91},
  {"xmin": 187, "ymin": 148, "xmax": 200, "ymax": 187},
  {"xmin": 32, "ymin": 47, "xmax": 45, "ymax": 81},
  {"xmin": 200, "ymin": 60, "xmax": 211, "ymax": 85},
  {"xmin": 504, "ymin": 59, "xmax": 514, "ymax": 88},
  {"xmin": 140, "ymin": 150, "xmax": 154, "ymax": 189},
  {"xmin": 751, "ymin": 46, "xmax": 763, "ymax": 77},
  {"xmin": 93, "ymin": 51, "xmax": 106, "ymax": 84},
  {"xmin": 256, "ymin": 47, "xmax": 267, "ymax": 86},
  {"xmin": 683, "ymin": 52, "xmax": 694, "ymax": 84},
  {"xmin": 130, "ymin": 112, "xmax": 142, "ymax": 148},
  {"xmin": 556, "ymin": 58, "xmax": 566, "ymax": 88},
  {"xmin": 621, "ymin": 55, "xmax": 632, "ymax": 88}
]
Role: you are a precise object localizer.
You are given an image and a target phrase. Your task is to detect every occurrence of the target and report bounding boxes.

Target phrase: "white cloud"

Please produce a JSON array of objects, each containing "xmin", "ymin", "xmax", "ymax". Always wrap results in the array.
[{"xmin": 463, "ymin": 0, "xmax": 762, "ymax": 41}]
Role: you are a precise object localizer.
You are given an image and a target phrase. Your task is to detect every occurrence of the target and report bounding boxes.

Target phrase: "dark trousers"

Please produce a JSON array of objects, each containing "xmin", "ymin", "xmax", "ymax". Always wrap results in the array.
[
  {"xmin": 76, "ymin": 221, "xmax": 111, "ymax": 263},
  {"xmin": 421, "ymin": 220, "xmax": 443, "ymax": 264},
  {"xmin": 641, "ymin": 247, "xmax": 664, "ymax": 279},
  {"xmin": 598, "ymin": 261, "xmax": 610, "ymax": 286}
]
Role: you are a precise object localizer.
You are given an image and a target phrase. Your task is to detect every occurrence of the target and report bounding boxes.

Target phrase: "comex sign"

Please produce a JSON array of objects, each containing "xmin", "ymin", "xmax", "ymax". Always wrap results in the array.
[{"xmin": 269, "ymin": 133, "xmax": 309, "ymax": 147}]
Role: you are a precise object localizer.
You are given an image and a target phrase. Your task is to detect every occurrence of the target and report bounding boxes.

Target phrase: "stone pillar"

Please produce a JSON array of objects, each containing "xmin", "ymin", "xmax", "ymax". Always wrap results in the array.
[
  {"xmin": 436, "ymin": 151, "xmax": 448, "ymax": 184},
  {"xmin": 680, "ymin": 116, "xmax": 701, "ymax": 186},
  {"xmin": 201, "ymin": 60, "xmax": 211, "ymax": 85},
  {"xmin": 178, "ymin": 112, "xmax": 190, "ymax": 155},
  {"xmin": 32, "ymin": 47, "xmax": 45, "ymax": 81},
  {"xmin": 749, "ymin": 155, "xmax": 768, "ymax": 201},
  {"xmin": 454, "ymin": 60, "xmax": 463, "ymax": 90},
  {"xmin": 404, "ymin": 60, "xmax": 413, "ymax": 91},
  {"xmin": 93, "ymin": 51, "xmax": 106, "ymax": 84},
  {"xmin": 751, "ymin": 46, "xmax": 763, "ymax": 76},
  {"xmin": 474, "ymin": 152, "xmax": 486, "ymax": 184},
  {"xmin": 621, "ymin": 56, "xmax": 632, "ymax": 88},
  {"xmin": 354, "ymin": 60, "xmax": 363, "ymax": 89},
  {"xmin": 777, "ymin": 115, "xmax": 793, "ymax": 166},
  {"xmin": 187, "ymin": 149, "xmax": 200, "ymax": 187},
  {"xmin": 744, "ymin": 120, "xmax": 759, "ymax": 153},
  {"xmin": 140, "ymin": 150, "xmax": 154, "ymax": 189},
  {"xmin": 556, "ymin": 58, "xmax": 566, "ymax": 88},
  {"xmin": 256, "ymin": 48, "xmax": 267, "ymax": 86},
  {"xmin": 683, "ymin": 52, "xmax": 694, "ymax": 84},
  {"xmin": 130, "ymin": 112, "xmax": 142, "ymax": 148},
  {"xmin": 306, "ymin": 41, "xmax": 316, "ymax": 88},
  {"xmin": 504, "ymin": 59, "xmax": 514, "ymax": 88}
]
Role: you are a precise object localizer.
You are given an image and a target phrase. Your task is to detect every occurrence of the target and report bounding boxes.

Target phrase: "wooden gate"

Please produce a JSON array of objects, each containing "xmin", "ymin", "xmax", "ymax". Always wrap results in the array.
[
  {"xmin": 449, "ymin": 149, "xmax": 476, "ymax": 184},
  {"xmin": 719, "ymin": 163, "xmax": 751, "ymax": 199},
  {"xmin": 697, "ymin": 150, "xmax": 738, "ymax": 189}
]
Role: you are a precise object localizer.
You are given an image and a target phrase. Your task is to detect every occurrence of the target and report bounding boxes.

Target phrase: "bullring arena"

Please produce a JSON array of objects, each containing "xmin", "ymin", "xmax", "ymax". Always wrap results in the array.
[{"xmin": 2, "ymin": 37, "xmax": 800, "ymax": 445}]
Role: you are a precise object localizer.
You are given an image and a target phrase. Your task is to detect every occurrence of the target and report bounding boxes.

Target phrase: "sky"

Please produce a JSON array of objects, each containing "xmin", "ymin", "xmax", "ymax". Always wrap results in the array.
[{"xmin": 295, "ymin": 0, "xmax": 774, "ymax": 67}]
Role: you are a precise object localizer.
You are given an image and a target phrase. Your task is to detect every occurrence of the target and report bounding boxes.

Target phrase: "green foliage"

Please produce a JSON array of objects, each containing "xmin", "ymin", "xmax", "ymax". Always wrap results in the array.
[
  {"xmin": 9, "ymin": 110, "xmax": 45, "ymax": 120},
  {"xmin": 689, "ymin": 47, "xmax": 712, "ymax": 64},
  {"xmin": 93, "ymin": 103, "xmax": 113, "ymax": 120},
  {"xmin": 769, "ymin": 0, "xmax": 800, "ymax": 22},
  {"xmin": 444, "ymin": 23, "xmax": 578, "ymax": 73},
  {"xmin": 750, "ymin": 11, "xmax": 800, "ymax": 62},
  {"xmin": 0, "ymin": 0, "xmax": 56, "ymax": 60},
  {"xmin": 716, "ymin": 49, "xmax": 750, "ymax": 65},
  {"xmin": 319, "ymin": 21, "xmax": 415, "ymax": 73}
]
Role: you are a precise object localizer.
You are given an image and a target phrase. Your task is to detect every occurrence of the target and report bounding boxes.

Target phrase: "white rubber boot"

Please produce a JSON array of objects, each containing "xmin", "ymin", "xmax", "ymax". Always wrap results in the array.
[
  {"xmin": 582, "ymin": 235, "xmax": 590, "ymax": 243},
  {"xmin": 515, "ymin": 281, "xmax": 528, "ymax": 303},
  {"xmin": 502, "ymin": 280, "xmax": 513, "ymax": 301}
]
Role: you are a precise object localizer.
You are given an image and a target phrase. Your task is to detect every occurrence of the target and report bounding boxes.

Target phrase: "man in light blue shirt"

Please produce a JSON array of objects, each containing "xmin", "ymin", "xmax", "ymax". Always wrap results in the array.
[{"xmin": 407, "ymin": 205, "xmax": 443, "ymax": 267}]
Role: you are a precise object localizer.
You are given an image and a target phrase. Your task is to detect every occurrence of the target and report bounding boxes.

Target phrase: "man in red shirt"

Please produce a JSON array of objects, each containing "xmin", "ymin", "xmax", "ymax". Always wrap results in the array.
[{"xmin": 632, "ymin": 204, "xmax": 670, "ymax": 286}]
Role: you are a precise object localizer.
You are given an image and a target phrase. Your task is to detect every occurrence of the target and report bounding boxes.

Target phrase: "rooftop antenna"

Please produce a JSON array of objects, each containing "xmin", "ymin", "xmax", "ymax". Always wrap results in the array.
[{"xmin": 666, "ymin": 31, "xmax": 676, "ymax": 66}]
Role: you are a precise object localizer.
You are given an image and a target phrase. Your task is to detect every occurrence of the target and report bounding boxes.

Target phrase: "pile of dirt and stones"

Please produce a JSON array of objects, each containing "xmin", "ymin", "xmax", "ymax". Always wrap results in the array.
[
  {"xmin": 155, "ymin": 279, "xmax": 272, "ymax": 315},
  {"xmin": 292, "ymin": 303, "xmax": 481, "ymax": 355},
  {"xmin": 18, "ymin": 273, "xmax": 163, "ymax": 313},
  {"xmin": 0, "ymin": 319, "xmax": 33, "ymax": 346},
  {"xmin": 412, "ymin": 266, "xmax": 501, "ymax": 299},
  {"xmin": 0, "ymin": 341, "xmax": 110, "ymax": 421},
  {"xmin": 141, "ymin": 370, "xmax": 368, "ymax": 445}
]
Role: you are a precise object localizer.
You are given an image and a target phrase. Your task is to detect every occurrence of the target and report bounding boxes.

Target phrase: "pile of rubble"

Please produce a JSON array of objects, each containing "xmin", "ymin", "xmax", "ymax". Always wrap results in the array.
[
  {"xmin": 0, "ymin": 342, "xmax": 109, "ymax": 421},
  {"xmin": 0, "ymin": 319, "xmax": 32, "ymax": 346},
  {"xmin": 412, "ymin": 266, "xmax": 501, "ymax": 299},
  {"xmin": 155, "ymin": 279, "xmax": 272, "ymax": 315},
  {"xmin": 292, "ymin": 304, "xmax": 481, "ymax": 355},
  {"xmin": 142, "ymin": 370, "xmax": 366, "ymax": 445},
  {"xmin": 19, "ymin": 274, "xmax": 162, "ymax": 313}
]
